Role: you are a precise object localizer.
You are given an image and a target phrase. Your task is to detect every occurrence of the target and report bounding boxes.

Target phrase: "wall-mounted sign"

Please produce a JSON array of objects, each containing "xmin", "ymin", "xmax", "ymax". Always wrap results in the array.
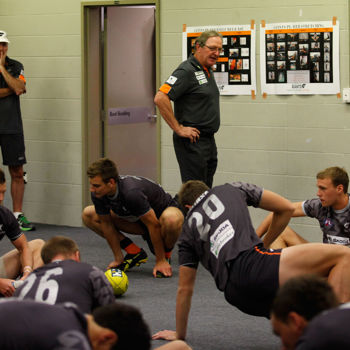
[
  {"xmin": 260, "ymin": 20, "xmax": 340, "ymax": 95},
  {"xmin": 183, "ymin": 24, "xmax": 256, "ymax": 96}
]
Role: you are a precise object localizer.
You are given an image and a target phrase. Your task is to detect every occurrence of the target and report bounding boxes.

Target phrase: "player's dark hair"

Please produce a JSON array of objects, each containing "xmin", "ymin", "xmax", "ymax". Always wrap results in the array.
[
  {"xmin": 93, "ymin": 302, "xmax": 151, "ymax": 350},
  {"xmin": 87, "ymin": 158, "xmax": 119, "ymax": 183},
  {"xmin": 41, "ymin": 236, "xmax": 79, "ymax": 264},
  {"xmin": 194, "ymin": 30, "xmax": 223, "ymax": 51},
  {"xmin": 178, "ymin": 180, "xmax": 209, "ymax": 214},
  {"xmin": 271, "ymin": 275, "xmax": 339, "ymax": 323},
  {"xmin": 0, "ymin": 168, "xmax": 5, "ymax": 184},
  {"xmin": 317, "ymin": 166, "xmax": 349, "ymax": 193}
]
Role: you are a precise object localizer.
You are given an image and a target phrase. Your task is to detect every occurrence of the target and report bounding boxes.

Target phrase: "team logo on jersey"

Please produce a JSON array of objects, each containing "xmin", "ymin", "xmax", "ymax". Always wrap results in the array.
[
  {"xmin": 344, "ymin": 222, "xmax": 350, "ymax": 232},
  {"xmin": 210, "ymin": 220, "xmax": 235, "ymax": 258},
  {"xmin": 195, "ymin": 71, "xmax": 205, "ymax": 78},
  {"xmin": 189, "ymin": 190, "xmax": 209, "ymax": 214},
  {"xmin": 327, "ymin": 234, "xmax": 350, "ymax": 246},
  {"xmin": 324, "ymin": 218, "xmax": 333, "ymax": 227},
  {"xmin": 194, "ymin": 71, "xmax": 208, "ymax": 85},
  {"xmin": 166, "ymin": 76, "xmax": 177, "ymax": 85}
]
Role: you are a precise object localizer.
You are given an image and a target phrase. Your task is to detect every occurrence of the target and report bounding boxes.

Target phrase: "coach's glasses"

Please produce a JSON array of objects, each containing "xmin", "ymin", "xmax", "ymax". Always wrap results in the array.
[{"xmin": 204, "ymin": 45, "xmax": 223, "ymax": 53}]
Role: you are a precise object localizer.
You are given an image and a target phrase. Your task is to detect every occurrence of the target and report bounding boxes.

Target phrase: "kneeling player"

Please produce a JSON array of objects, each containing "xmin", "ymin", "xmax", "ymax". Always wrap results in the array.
[{"xmin": 82, "ymin": 158, "xmax": 184, "ymax": 278}]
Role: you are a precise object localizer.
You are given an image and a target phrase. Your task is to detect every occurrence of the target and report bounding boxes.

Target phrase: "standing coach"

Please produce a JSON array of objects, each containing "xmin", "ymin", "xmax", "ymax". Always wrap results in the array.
[{"xmin": 154, "ymin": 30, "xmax": 222, "ymax": 188}]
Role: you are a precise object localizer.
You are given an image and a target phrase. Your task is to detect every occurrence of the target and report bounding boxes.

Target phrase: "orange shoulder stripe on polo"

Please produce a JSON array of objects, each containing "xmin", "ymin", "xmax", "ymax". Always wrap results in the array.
[{"xmin": 159, "ymin": 83, "xmax": 172, "ymax": 94}]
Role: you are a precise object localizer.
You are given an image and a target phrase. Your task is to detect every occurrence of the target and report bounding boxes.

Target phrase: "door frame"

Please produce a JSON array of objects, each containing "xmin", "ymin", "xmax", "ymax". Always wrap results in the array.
[{"xmin": 81, "ymin": 0, "xmax": 160, "ymax": 207}]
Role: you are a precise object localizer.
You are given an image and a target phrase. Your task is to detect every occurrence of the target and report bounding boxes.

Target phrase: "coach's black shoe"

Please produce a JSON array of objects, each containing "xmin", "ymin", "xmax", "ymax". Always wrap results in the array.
[
  {"xmin": 117, "ymin": 248, "xmax": 148, "ymax": 272},
  {"xmin": 17, "ymin": 214, "xmax": 36, "ymax": 231}
]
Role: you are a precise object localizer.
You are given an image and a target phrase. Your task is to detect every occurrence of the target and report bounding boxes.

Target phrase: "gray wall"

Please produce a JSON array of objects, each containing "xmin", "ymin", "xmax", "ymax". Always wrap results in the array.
[{"xmin": 0, "ymin": 0, "xmax": 349, "ymax": 240}]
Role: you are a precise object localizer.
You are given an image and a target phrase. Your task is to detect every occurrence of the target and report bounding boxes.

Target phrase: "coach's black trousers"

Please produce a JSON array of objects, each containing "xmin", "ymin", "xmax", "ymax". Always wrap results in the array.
[{"xmin": 173, "ymin": 132, "xmax": 217, "ymax": 188}]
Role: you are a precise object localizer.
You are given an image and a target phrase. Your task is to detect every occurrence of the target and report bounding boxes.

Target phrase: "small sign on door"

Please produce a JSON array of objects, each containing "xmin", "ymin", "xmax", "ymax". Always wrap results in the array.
[{"xmin": 108, "ymin": 107, "xmax": 154, "ymax": 125}]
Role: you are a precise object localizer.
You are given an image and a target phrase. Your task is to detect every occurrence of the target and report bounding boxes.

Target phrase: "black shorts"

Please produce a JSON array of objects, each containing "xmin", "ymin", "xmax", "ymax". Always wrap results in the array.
[
  {"xmin": 0, "ymin": 134, "xmax": 26, "ymax": 166},
  {"xmin": 224, "ymin": 245, "xmax": 281, "ymax": 318}
]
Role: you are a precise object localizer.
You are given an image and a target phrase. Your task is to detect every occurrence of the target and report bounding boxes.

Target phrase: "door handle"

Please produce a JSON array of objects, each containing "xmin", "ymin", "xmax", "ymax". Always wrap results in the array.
[{"xmin": 147, "ymin": 114, "xmax": 157, "ymax": 123}]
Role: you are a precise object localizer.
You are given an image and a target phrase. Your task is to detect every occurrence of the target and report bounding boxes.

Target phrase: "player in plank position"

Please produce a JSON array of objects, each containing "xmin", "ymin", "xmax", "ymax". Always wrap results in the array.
[{"xmin": 153, "ymin": 180, "xmax": 350, "ymax": 342}]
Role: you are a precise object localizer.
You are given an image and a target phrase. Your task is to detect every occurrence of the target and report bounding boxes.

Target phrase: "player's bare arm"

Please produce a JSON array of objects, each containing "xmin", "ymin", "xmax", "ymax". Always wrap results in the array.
[
  {"xmin": 154, "ymin": 91, "xmax": 200, "ymax": 143},
  {"xmin": 256, "ymin": 201, "xmax": 305, "ymax": 239},
  {"xmin": 0, "ymin": 87, "xmax": 13, "ymax": 98},
  {"xmin": 0, "ymin": 53, "xmax": 25, "ymax": 96},
  {"xmin": 154, "ymin": 340, "xmax": 192, "ymax": 350},
  {"xmin": 141, "ymin": 209, "xmax": 172, "ymax": 277},
  {"xmin": 153, "ymin": 266, "xmax": 197, "ymax": 341},
  {"xmin": 0, "ymin": 278, "xmax": 15, "ymax": 297},
  {"xmin": 0, "ymin": 69, "xmax": 25, "ymax": 95},
  {"xmin": 98, "ymin": 214, "xmax": 124, "ymax": 269},
  {"xmin": 12, "ymin": 234, "xmax": 33, "ymax": 280},
  {"xmin": 0, "ymin": 50, "xmax": 15, "ymax": 98},
  {"xmin": 258, "ymin": 190, "xmax": 294, "ymax": 248},
  {"xmin": 291, "ymin": 201, "xmax": 306, "ymax": 217}
]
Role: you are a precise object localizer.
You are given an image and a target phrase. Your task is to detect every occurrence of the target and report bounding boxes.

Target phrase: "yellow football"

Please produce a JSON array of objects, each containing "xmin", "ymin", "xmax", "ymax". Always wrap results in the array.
[{"xmin": 105, "ymin": 268, "xmax": 129, "ymax": 296}]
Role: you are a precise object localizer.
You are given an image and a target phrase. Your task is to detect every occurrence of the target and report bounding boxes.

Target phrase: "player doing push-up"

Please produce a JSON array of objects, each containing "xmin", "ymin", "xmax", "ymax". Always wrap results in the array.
[{"xmin": 153, "ymin": 180, "xmax": 350, "ymax": 342}]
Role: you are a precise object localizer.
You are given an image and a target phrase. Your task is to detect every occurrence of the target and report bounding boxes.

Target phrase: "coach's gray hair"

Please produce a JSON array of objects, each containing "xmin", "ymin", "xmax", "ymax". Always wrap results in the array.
[{"xmin": 194, "ymin": 30, "xmax": 223, "ymax": 51}]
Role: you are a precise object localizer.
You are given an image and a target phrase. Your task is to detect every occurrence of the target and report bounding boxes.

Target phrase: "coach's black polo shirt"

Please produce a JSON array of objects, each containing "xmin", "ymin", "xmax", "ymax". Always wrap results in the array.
[{"xmin": 160, "ymin": 55, "xmax": 220, "ymax": 134}]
